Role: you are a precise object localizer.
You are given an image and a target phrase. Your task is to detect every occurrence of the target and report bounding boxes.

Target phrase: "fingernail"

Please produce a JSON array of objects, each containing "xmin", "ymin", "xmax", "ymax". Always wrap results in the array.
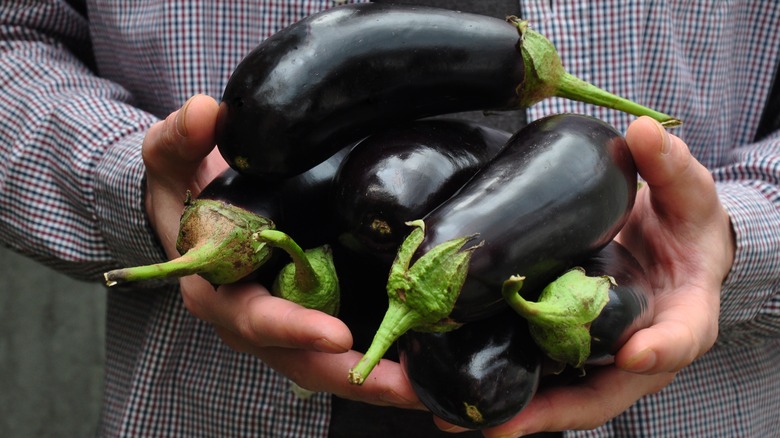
[
  {"xmin": 438, "ymin": 424, "xmax": 470, "ymax": 433},
  {"xmin": 495, "ymin": 431, "xmax": 525, "ymax": 438},
  {"xmin": 311, "ymin": 337, "xmax": 347, "ymax": 353},
  {"xmin": 176, "ymin": 96, "xmax": 195, "ymax": 137},
  {"xmin": 622, "ymin": 347, "xmax": 657, "ymax": 372},
  {"xmin": 379, "ymin": 389, "xmax": 414, "ymax": 406},
  {"xmin": 653, "ymin": 120, "xmax": 672, "ymax": 155}
]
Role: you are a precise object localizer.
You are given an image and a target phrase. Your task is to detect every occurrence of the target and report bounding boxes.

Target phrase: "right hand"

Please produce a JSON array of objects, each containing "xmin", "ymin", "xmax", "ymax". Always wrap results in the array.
[
  {"xmin": 472, "ymin": 116, "xmax": 731, "ymax": 436},
  {"xmin": 141, "ymin": 94, "xmax": 421, "ymax": 409}
]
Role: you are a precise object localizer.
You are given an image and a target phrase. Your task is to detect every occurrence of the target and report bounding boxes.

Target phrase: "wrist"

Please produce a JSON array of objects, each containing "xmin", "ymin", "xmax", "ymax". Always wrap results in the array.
[{"xmin": 714, "ymin": 182, "xmax": 780, "ymax": 328}]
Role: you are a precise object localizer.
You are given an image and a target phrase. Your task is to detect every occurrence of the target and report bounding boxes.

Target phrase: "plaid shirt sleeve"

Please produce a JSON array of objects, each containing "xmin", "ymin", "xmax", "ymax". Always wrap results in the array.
[
  {"xmin": 714, "ymin": 133, "xmax": 780, "ymax": 340},
  {"xmin": 0, "ymin": 1, "xmax": 165, "ymax": 281}
]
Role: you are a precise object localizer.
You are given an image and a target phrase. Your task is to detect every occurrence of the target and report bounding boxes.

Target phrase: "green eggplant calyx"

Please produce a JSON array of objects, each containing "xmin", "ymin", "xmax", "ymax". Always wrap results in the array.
[
  {"xmin": 509, "ymin": 18, "xmax": 562, "ymax": 109},
  {"xmin": 502, "ymin": 269, "xmax": 613, "ymax": 368},
  {"xmin": 103, "ymin": 198, "xmax": 274, "ymax": 287},
  {"xmin": 508, "ymin": 17, "xmax": 682, "ymax": 127},
  {"xmin": 348, "ymin": 219, "xmax": 475, "ymax": 385},
  {"xmin": 256, "ymin": 228, "xmax": 340, "ymax": 316}
]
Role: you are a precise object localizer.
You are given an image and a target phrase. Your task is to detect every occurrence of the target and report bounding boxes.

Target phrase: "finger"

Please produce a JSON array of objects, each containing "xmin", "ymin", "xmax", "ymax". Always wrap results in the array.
[
  {"xmin": 183, "ymin": 278, "xmax": 353, "ymax": 353},
  {"xmin": 616, "ymin": 285, "xmax": 719, "ymax": 373},
  {"xmin": 625, "ymin": 116, "xmax": 720, "ymax": 224},
  {"xmin": 214, "ymin": 326, "xmax": 423, "ymax": 409},
  {"xmin": 480, "ymin": 367, "xmax": 675, "ymax": 437},
  {"xmin": 142, "ymin": 94, "xmax": 225, "ymax": 183},
  {"xmin": 142, "ymin": 95, "xmax": 228, "ymax": 245},
  {"xmin": 247, "ymin": 345, "xmax": 425, "ymax": 410}
]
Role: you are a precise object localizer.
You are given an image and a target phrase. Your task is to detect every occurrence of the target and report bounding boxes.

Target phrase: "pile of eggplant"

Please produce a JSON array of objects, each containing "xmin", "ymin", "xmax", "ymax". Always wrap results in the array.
[{"xmin": 104, "ymin": 3, "xmax": 665, "ymax": 430}]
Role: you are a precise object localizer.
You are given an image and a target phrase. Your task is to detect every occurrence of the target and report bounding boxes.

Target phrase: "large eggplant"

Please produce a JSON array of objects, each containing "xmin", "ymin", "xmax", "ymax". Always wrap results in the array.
[
  {"xmin": 503, "ymin": 241, "xmax": 654, "ymax": 368},
  {"xmin": 216, "ymin": 3, "xmax": 679, "ymax": 179},
  {"xmin": 398, "ymin": 310, "xmax": 542, "ymax": 429},
  {"xmin": 349, "ymin": 113, "xmax": 637, "ymax": 384},
  {"xmin": 333, "ymin": 119, "xmax": 510, "ymax": 264}
]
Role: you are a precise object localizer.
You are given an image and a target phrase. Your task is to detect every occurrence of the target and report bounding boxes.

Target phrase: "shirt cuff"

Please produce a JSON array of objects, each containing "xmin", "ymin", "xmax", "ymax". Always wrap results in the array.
[
  {"xmin": 94, "ymin": 128, "xmax": 167, "ymax": 271},
  {"xmin": 716, "ymin": 181, "xmax": 780, "ymax": 328}
]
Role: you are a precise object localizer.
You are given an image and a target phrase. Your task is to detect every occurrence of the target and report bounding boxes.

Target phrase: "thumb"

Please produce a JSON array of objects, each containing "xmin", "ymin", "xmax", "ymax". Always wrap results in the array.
[
  {"xmin": 617, "ymin": 117, "xmax": 725, "ymax": 374},
  {"xmin": 142, "ymin": 95, "xmax": 227, "ymax": 249},
  {"xmin": 142, "ymin": 94, "xmax": 222, "ymax": 180},
  {"xmin": 624, "ymin": 116, "xmax": 720, "ymax": 223}
]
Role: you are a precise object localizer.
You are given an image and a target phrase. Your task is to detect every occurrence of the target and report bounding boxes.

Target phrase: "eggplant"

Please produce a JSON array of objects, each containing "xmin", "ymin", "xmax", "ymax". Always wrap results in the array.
[
  {"xmin": 503, "ymin": 241, "xmax": 654, "ymax": 368},
  {"xmin": 336, "ymin": 119, "xmax": 510, "ymax": 352},
  {"xmin": 215, "ymin": 3, "xmax": 679, "ymax": 179},
  {"xmin": 348, "ymin": 113, "xmax": 636, "ymax": 384},
  {"xmin": 333, "ymin": 119, "xmax": 510, "ymax": 264},
  {"xmin": 398, "ymin": 310, "xmax": 542, "ymax": 429},
  {"xmin": 102, "ymin": 148, "xmax": 350, "ymax": 314},
  {"xmin": 197, "ymin": 146, "xmax": 349, "ymax": 251}
]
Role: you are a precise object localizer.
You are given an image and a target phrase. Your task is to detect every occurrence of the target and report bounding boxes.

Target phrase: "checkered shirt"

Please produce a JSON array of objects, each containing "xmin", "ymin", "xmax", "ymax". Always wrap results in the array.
[{"xmin": 1, "ymin": 1, "xmax": 778, "ymax": 436}]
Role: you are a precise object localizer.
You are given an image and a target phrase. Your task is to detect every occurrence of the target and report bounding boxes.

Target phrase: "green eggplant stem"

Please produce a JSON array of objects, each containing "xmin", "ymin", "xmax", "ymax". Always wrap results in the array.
[
  {"xmin": 510, "ymin": 17, "xmax": 682, "ymax": 128},
  {"xmin": 255, "ymin": 229, "xmax": 319, "ymax": 292},
  {"xmin": 348, "ymin": 298, "xmax": 425, "ymax": 385},
  {"xmin": 254, "ymin": 229, "xmax": 340, "ymax": 316},
  {"xmin": 348, "ymin": 220, "xmax": 477, "ymax": 385},
  {"xmin": 500, "ymin": 275, "xmax": 530, "ymax": 311},
  {"xmin": 103, "ymin": 198, "xmax": 274, "ymax": 286},
  {"xmin": 502, "ymin": 275, "xmax": 572, "ymax": 325},
  {"xmin": 104, "ymin": 243, "xmax": 217, "ymax": 286}
]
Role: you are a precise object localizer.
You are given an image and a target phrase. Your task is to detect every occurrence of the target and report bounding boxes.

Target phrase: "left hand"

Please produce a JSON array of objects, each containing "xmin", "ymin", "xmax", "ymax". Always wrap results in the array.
[
  {"xmin": 142, "ymin": 95, "xmax": 422, "ymax": 410},
  {"xmin": 439, "ymin": 116, "xmax": 735, "ymax": 436}
]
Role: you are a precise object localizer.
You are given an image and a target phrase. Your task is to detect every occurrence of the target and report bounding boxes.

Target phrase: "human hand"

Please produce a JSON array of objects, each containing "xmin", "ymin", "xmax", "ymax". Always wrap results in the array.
[
  {"xmin": 441, "ymin": 116, "xmax": 735, "ymax": 436},
  {"xmin": 141, "ymin": 95, "xmax": 421, "ymax": 409}
]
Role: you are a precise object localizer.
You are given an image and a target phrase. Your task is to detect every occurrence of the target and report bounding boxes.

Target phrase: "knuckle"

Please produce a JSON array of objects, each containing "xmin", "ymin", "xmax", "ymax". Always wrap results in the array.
[
  {"xmin": 233, "ymin": 303, "xmax": 264, "ymax": 347},
  {"xmin": 180, "ymin": 286, "xmax": 206, "ymax": 319}
]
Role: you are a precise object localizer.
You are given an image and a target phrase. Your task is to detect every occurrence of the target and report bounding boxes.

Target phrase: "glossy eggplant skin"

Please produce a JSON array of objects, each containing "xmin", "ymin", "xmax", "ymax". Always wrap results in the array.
[
  {"xmin": 187, "ymin": 147, "xmax": 349, "ymax": 285},
  {"xmin": 198, "ymin": 147, "xmax": 349, "ymax": 251},
  {"xmin": 333, "ymin": 119, "xmax": 511, "ymax": 265},
  {"xmin": 580, "ymin": 241, "xmax": 654, "ymax": 366},
  {"xmin": 421, "ymin": 114, "xmax": 637, "ymax": 322},
  {"xmin": 215, "ymin": 3, "xmax": 524, "ymax": 179},
  {"xmin": 398, "ymin": 310, "xmax": 542, "ymax": 429}
]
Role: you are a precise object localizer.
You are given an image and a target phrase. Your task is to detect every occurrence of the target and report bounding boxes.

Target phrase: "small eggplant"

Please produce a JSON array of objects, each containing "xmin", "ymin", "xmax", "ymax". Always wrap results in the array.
[
  {"xmin": 398, "ymin": 310, "xmax": 542, "ymax": 429},
  {"xmin": 503, "ymin": 241, "xmax": 654, "ymax": 368},
  {"xmin": 333, "ymin": 119, "xmax": 510, "ymax": 264},
  {"xmin": 216, "ymin": 3, "xmax": 679, "ymax": 179},
  {"xmin": 102, "ymin": 148, "xmax": 350, "ymax": 314},
  {"xmin": 349, "ymin": 114, "xmax": 636, "ymax": 384}
]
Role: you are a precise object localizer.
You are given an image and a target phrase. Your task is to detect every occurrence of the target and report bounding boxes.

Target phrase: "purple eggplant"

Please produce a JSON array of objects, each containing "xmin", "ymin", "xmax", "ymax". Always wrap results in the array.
[
  {"xmin": 503, "ymin": 241, "xmax": 654, "ymax": 368},
  {"xmin": 398, "ymin": 310, "xmax": 542, "ymax": 429},
  {"xmin": 215, "ymin": 3, "xmax": 679, "ymax": 179},
  {"xmin": 196, "ymin": 146, "xmax": 348, "ymax": 252},
  {"xmin": 333, "ymin": 119, "xmax": 510, "ymax": 264},
  {"xmin": 349, "ymin": 113, "xmax": 637, "ymax": 384}
]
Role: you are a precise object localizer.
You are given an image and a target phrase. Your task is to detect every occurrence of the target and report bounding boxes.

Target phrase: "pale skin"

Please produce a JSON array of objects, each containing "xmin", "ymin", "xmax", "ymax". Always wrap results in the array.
[
  {"xmin": 454, "ymin": 116, "xmax": 736, "ymax": 437},
  {"xmin": 142, "ymin": 95, "xmax": 735, "ymax": 433},
  {"xmin": 142, "ymin": 94, "xmax": 421, "ymax": 408}
]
